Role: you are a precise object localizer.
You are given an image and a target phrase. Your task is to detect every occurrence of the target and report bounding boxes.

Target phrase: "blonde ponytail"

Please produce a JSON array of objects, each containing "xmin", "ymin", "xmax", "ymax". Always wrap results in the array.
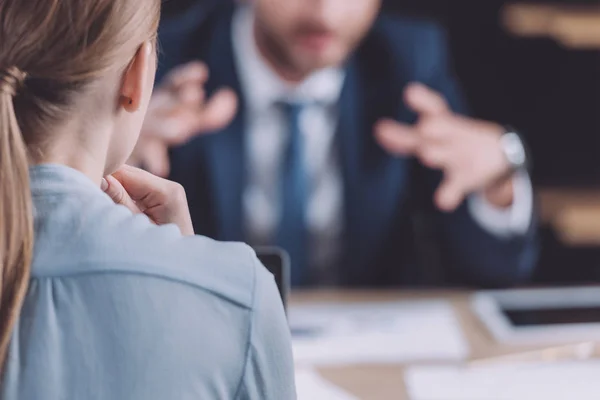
[
  {"xmin": 0, "ymin": 67, "xmax": 33, "ymax": 366},
  {"xmin": 0, "ymin": 0, "xmax": 160, "ymax": 367}
]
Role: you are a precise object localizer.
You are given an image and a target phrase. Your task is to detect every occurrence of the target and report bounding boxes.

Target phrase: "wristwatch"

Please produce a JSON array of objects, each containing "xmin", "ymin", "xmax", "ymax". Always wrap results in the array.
[{"xmin": 500, "ymin": 126, "xmax": 530, "ymax": 174}]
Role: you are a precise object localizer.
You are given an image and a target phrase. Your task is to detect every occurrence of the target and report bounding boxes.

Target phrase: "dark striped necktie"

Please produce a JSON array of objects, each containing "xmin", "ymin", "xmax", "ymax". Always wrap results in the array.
[{"xmin": 276, "ymin": 101, "xmax": 309, "ymax": 286}]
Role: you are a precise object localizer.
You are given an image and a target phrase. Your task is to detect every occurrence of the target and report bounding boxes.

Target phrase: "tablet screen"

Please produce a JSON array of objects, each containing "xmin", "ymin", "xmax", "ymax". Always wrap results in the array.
[
  {"xmin": 503, "ymin": 307, "xmax": 600, "ymax": 327},
  {"xmin": 472, "ymin": 288, "xmax": 600, "ymax": 345}
]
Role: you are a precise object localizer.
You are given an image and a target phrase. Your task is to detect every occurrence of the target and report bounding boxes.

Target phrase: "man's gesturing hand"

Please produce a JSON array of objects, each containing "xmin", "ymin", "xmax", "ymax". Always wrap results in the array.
[
  {"xmin": 129, "ymin": 61, "xmax": 238, "ymax": 177},
  {"xmin": 375, "ymin": 83, "xmax": 514, "ymax": 212}
]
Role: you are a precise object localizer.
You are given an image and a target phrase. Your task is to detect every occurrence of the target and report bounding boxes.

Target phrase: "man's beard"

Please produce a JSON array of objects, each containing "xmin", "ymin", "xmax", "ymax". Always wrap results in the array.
[{"xmin": 255, "ymin": 23, "xmax": 324, "ymax": 80}]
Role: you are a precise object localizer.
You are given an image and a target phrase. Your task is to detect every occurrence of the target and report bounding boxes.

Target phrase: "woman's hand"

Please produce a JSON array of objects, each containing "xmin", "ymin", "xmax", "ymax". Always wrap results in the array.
[{"xmin": 101, "ymin": 165, "xmax": 194, "ymax": 236}]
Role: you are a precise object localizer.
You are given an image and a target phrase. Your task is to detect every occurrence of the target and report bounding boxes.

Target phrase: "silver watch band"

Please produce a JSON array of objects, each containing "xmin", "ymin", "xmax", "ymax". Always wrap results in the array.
[{"xmin": 500, "ymin": 131, "xmax": 528, "ymax": 172}]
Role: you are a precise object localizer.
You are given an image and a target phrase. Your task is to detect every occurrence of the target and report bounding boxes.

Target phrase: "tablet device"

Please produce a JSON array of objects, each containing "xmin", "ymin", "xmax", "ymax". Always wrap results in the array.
[
  {"xmin": 254, "ymin": 247, "xmax": 290, "ymax": 309},
  {"xmin": 472, "ymin": 287, "xmax": 600, "ymax": 345}
]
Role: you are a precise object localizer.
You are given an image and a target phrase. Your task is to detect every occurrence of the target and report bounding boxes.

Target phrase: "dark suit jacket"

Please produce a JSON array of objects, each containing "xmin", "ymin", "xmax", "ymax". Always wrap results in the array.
[{"xmin": 158, "ymin": 4, "xmax": 538, "ymax": 288}]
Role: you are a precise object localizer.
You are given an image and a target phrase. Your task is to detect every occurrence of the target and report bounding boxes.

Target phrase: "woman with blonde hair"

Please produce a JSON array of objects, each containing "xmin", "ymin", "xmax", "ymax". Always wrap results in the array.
[{"xmin": 0, "ymin": 0, "xmax": 295, "ymax": 398}]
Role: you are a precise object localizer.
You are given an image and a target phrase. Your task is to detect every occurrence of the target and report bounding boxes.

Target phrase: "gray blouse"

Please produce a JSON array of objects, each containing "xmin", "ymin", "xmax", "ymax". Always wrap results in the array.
[{"xmin": 1, "ymin": 164, "xmax": 296, "ymax": 400}]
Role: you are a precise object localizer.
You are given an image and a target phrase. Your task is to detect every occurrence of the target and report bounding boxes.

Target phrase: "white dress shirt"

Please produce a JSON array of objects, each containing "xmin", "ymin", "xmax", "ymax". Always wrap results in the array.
[{"xmin": 232, "ymin": 6, "xmax": 533, "ymax": 277}]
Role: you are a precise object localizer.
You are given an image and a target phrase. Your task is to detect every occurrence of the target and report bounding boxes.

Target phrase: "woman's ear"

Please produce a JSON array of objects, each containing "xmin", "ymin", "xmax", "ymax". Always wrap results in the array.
[{"xmin": 120, "ymin": 41, "xmax": 153, "ymax": 112}]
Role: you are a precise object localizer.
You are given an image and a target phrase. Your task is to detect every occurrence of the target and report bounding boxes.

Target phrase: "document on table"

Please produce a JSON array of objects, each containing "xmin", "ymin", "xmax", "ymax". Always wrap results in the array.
[
  {"xmin": 405, "ymin": 361, "xmax": 600, "ymax": 400},
  {"xmin": 289, "ymin": 300, "xmax": 468, "ymax": 366},
  {"xmin": 295, "ymin": 368, "xmax": 359, "ymax": 400}
]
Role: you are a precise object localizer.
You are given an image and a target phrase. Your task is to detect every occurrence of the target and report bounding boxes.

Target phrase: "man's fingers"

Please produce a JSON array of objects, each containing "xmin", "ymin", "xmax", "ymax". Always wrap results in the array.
[
  {"xmin": 434, "ymin": 177, "xmax": 465, "ymax": 212},
  {"xmin": 144, "ymin": 109, "xmax": 207, "ymax": 145},
  {"xmin": 102, "ymin": 175, "xmax": 142, "ymax": 213},
  {"xmin": 419, "ymin": 115, "xmax": 459, "ymax": 143},
  {"xmin": 127, "ymin": 137, "xmax": 171, "ymax": 177},
  {"xmin": 162, "ymin": 62, "xmax": 209, "ymax": 91},
  {"xmin": 139, "ymin": 140, "xmax": 171, "ymax": 178},
  {"xmin": 178, "ymin": 83, "xmax": 206, "ymax": 105},
  {"xmin": 404, "ymin": 82, "xmax": 450, "ymax": 117},
  {"xmin": 375, "ymin": 119, "xmax": 420, "ymax": 156},
  {"xmin": 194, "ymin": 87, "xmax": 238, "ymax": 133},
  {"xmin": 154, "ymin": 88, "xmax": 238, "ymax": 144},
  {"xmin": 418, "ymin": 146, "xmax": 449, "ymax": 169}
]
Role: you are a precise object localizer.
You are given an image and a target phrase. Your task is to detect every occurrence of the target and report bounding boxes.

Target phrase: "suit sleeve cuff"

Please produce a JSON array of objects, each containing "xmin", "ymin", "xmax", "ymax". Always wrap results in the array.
[{"xmin": 467, "ymin": 171, "xmax": 533, "ymax": 238}]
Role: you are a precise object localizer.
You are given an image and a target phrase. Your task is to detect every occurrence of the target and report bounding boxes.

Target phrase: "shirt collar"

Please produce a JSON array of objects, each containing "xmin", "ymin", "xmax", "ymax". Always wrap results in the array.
[
  {"xmin": 231, "ymin": 5, "xmax": 345, "ymax": 111},
  {"xmin": 29, "ymin": 164, "xmax": 104, "ymax": 198}
]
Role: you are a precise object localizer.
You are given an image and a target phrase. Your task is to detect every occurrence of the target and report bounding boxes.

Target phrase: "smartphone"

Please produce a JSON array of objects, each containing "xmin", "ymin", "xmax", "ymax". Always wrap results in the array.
[{"xmin": 254, "ymin": 247, "xmax": 290, "ymax": 310}]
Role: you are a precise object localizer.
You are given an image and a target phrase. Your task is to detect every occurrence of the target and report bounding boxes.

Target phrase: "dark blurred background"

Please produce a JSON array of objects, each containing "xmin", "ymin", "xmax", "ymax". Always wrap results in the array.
[{"xmin": 162, "ymin": 0, "xmax": 600, "ymax": 286}]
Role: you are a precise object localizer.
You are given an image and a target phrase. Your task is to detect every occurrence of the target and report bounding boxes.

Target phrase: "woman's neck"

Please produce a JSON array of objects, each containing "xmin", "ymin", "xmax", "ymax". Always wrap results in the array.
[{"xmin": 31, "ymin": 122, "xmax": 111, "ymax": 186}]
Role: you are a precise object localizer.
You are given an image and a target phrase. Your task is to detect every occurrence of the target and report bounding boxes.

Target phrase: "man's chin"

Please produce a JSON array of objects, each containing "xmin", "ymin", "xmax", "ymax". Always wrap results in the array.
[{"xmin": 292, "ymin": 54, "xmax": 346, "ymax": 73}]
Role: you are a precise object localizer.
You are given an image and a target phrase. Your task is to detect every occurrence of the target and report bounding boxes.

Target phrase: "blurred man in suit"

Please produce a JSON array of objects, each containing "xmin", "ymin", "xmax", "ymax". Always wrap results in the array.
[{"xmin": 132, "ymin": 0, "xmax": 537, "ymax": 287}]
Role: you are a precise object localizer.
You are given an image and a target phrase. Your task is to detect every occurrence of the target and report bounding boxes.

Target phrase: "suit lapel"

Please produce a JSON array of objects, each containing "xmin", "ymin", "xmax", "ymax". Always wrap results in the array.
[
  {"xmin": 339, "ymin": 58, "xmax": 412, "ymax": 283},
  {"xmin": 198, "ymin": 11, "xmax": 246, "ymax": 241}
]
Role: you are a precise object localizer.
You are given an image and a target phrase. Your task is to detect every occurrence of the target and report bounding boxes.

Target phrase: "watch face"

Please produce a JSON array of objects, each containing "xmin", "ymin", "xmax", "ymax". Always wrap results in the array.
[{"xmin": 502, "ymin": 132, "xmax": 527, "ymax": 170}]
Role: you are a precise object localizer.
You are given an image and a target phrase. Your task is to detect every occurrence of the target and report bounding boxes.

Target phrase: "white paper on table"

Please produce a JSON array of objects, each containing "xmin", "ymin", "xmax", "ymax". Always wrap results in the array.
[
  {"xmin": 405, "ymin": 361, "xmax": 600, "ymax": 400},
  {"xmin": 295, "ymin": 368, "xmax": 359, "ymax": 400},
  {"xmin": 289, "ymin": 300, "xmax": 468, "ymax": 366}
]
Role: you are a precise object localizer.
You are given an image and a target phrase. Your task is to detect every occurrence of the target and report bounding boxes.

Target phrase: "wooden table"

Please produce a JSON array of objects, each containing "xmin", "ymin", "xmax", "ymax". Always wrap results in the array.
[
  {"xmin": 539, "ymin": 188, "xmax": 600, "ymax": 245},
  {"xmin": 503, "ymin": 3, "xmax": 600, "ymax": 49},
  {"xmin": 291, "ymin": 290, "xmax": 596, "ymax": 400}
]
